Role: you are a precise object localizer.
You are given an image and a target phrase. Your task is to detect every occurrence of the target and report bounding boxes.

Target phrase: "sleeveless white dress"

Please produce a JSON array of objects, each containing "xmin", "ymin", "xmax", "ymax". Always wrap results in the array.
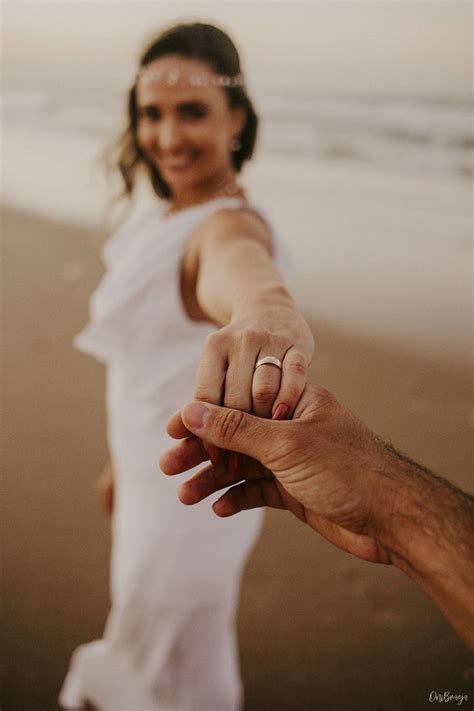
[{"xmin": 60, "ymin": 196, "xmax": 288, "ymax": 711}]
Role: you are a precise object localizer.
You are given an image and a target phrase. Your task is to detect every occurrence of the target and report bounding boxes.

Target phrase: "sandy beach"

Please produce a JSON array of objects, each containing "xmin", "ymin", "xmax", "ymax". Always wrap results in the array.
[{"xmin": 2, "ymin": 198, "xmax": 472, "ymax": 710}]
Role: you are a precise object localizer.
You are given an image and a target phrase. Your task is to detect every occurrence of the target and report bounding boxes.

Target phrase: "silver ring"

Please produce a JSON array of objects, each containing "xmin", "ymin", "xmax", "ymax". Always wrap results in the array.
[{"xmin": 255, "ymin": 356, "xmax": 282, "ymax": 371}]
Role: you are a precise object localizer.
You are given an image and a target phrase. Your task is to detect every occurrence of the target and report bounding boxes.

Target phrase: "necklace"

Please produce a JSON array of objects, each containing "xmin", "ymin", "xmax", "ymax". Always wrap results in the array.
[{"xmin": 164, "ymin": 181, "xmax": 245, "ymax": 216}]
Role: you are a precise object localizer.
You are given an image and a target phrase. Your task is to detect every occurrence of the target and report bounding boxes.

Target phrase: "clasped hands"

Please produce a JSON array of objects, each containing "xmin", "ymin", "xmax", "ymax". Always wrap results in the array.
[
  {"xmin": 161, "ymin": 311, "xmax": 396, "ymax": 566},
  {"xmin": 191, "ymin": 304, "xmax": 313, "ymax": 460},
  {"xmin": 163, "ymin": 314, "xmax": 474, "ymax": 649},
  {"xmin": 195, "ymin": 303, "xmax": 314, "ymax": 418}
]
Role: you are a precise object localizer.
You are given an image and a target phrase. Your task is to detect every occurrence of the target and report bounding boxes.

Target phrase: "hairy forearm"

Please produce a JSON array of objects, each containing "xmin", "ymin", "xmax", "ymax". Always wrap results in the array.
[
  {"xmin": 375, "ymin": 449, "xmax": 474, "ymax": 647},
  {"xmin": 196, "ymin": 235, "xmax": 295, "ymax": 326}
]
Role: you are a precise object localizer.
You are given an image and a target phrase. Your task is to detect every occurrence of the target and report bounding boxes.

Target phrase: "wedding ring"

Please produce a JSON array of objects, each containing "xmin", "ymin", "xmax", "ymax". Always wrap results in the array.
[{"xmin": 255, "ymin": 356, "xmax": 282, "ymax": 370}]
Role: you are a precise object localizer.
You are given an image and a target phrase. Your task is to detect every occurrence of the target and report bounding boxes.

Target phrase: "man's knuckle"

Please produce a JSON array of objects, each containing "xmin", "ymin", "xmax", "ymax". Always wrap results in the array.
[{"xmin": 311, "ymin": 384, "xmax": 335, "ymax": 409}]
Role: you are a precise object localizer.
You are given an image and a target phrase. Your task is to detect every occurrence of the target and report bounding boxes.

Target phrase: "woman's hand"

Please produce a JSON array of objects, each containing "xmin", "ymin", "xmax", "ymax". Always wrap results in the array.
[
  {"xmin": 96, "ymin": 460, "xmax": 114, "ymax": 516},
  {"xmin": 194, "ymin": 298, "xmax": 314, "ymax": 421}
]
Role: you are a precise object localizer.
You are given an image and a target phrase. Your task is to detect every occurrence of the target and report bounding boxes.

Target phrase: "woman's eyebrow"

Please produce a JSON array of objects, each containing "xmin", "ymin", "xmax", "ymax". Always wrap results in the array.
[
  {"xmin": 136, "ymin": 99, "xmax": 209, "ymax": 113},
  {"xmin": 137, "ymin": 99, "xmax": 205, "ymax": 106},
  {"xmin": 177, "ymin": 100, "xmax": 208, "ymax": 110}
]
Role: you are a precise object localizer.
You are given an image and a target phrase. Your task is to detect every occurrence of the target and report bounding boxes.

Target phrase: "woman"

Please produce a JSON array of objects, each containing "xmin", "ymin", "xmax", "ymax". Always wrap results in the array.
[{"xmin": 60, "ymin": 22, "xmax": 314, "ymax": 711}]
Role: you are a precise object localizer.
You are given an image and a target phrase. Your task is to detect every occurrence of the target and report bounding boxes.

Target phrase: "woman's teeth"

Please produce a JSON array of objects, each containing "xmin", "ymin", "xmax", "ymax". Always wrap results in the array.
[{"xmin": 162, "ymin": 152, "xmax": 197, "ymax": 170}]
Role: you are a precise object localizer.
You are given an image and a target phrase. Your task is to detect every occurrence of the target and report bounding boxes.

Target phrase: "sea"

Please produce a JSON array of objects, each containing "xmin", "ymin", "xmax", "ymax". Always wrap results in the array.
[{"xmin": 2, "ymin": 82, "xmax": 472, "ymax": 226}]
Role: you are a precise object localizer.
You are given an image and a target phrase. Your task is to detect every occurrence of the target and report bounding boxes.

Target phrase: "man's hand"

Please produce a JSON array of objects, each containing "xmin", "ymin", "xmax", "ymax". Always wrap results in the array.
[
  {"xmin": 161, "ymin": 384, "xmax": 474, "ymax": 648},
  {"xmin": 161, "ymin": 385, "xmax": 395, "ymax": 564}
]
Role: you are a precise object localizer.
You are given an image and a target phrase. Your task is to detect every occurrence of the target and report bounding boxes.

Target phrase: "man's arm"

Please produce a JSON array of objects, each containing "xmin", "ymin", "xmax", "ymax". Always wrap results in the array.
[{"xmin": 375, "ymin": 448, "xmax": 474, "ymax": 647}]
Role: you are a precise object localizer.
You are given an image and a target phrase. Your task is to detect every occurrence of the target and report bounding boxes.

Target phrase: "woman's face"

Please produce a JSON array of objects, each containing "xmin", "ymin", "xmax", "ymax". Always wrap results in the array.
[{"xmin": 135, "ymin": 55, "xmax": 246, "ymax": 198}]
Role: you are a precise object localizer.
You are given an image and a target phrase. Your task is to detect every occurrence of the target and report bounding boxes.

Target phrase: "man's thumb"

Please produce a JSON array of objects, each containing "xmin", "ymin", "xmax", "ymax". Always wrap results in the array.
[{"xmin": 181, "ymin": 401, "xmax": 276, "ymax": 461}]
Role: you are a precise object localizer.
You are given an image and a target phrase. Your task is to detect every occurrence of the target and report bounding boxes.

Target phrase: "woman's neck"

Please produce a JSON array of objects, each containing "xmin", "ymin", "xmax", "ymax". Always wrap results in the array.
[{"xmin": 167, "ymin": 169, "xmax": 241, "ymax": 214}]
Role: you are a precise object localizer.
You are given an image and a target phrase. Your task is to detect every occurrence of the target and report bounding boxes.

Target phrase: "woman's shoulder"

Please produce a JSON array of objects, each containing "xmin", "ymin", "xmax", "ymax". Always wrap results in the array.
[
  {"xmin": 196, "ymin": 200, "xmax": 293, "ymax": 279},
  {"xmin": 194, "ymin": 202, "xmax": 273, "ymax": 254}
]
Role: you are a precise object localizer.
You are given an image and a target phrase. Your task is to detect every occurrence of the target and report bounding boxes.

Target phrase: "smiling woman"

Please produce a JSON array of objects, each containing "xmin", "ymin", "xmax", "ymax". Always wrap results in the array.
[
  {"xmin": 59, "ymin": 22, "xmax": 313, "ymax": 711},
  {"xmin": 135, "ymin": 55, "xmax": 247, "ymax": 209},
  {"xmin": 113, "ymin": 23, "xmax": 258, "ymax": 203}
]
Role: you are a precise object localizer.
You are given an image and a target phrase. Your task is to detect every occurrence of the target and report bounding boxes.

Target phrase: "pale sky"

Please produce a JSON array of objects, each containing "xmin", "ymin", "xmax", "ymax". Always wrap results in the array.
[{"xmin": 2, "ymin": 0, "xmax": 472, "ymax": 96}]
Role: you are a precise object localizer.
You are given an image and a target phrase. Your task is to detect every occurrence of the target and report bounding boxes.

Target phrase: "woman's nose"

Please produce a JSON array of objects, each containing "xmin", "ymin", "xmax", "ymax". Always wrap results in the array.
[{"xmin": 157, "ymin": 119, "xmax": 184, "ymax": 152}]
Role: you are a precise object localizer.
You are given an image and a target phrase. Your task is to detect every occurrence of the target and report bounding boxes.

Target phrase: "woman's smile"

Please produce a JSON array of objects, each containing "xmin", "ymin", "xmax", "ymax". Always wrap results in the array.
[{"xmin": 156, "ymin": 149, "xmax": 201, "ymax": 173}]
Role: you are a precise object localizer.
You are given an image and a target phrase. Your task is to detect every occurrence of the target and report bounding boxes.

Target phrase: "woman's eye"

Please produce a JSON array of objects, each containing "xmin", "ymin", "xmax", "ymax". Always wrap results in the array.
[
  {"xmin": 138, "ymin": 106, "xmax": 160, "ymax": 121},
  {"xmin": 181, "ymin": 104, "xmax": 207, "ymax": 119}
]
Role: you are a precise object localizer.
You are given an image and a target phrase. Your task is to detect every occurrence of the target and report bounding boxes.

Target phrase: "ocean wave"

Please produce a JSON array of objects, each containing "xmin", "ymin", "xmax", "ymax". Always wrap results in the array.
[{"xmin": 3, "ymin": 86, "xmax": 472, "ymax": 178}]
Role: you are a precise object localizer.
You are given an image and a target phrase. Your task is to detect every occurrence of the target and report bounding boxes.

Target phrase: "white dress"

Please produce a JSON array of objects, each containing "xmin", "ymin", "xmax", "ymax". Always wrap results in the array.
[{"xmin": 60, "ymin": 196, "xmax": 288, "ymax": 711}]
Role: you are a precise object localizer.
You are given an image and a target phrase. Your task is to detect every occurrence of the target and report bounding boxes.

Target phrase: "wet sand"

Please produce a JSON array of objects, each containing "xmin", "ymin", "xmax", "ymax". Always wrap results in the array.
[{"xmin": 2, "ymin": 205, "xmax": 473, "ymax": 710}]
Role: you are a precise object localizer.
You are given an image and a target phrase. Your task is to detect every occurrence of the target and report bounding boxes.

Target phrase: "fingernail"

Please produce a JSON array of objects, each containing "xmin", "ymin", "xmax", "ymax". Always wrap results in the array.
[
  {"xmin": 184, "ymin": 402, "xmax": 211, "ymax": 430},
  {"xmin": 273, "ymin": 403, "xmax": 290, "ymax": 420}
]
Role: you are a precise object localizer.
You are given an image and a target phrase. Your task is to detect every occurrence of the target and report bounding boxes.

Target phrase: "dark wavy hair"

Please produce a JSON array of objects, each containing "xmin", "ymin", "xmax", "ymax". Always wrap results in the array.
[{"xmin": 107, "ymin": 22, "xmax": 259, "ymax": 201}]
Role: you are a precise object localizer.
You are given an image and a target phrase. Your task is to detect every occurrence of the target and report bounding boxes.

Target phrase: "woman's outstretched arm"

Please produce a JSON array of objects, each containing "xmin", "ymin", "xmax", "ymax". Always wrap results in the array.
[{"xmin": 182, "ymin": 208, "xmax": 314, "ymax": 420}]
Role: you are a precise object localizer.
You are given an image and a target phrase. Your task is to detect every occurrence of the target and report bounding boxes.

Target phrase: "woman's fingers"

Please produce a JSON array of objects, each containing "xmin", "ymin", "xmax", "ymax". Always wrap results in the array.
[
  {"xmin": 192, "ymin": 330, "xmax": 309, "ymax": 478},
  {"xmin": 193, "ymin": 335, "xmax": 230, "ymax": 466},
  {"xmin": 193, "ymin": 334, "xmax": 227, "ymax": 405},
  {"xmin": 272, "ymin": 348, "xmax": 308, "ymax": 418},
  {"xmin": 223, "ymin": 354, "xmax": 254, "ymax": 412},
  {"xmin": 195, "ymin": 330, "xmax": 306, "ymax": 419},
  {"xmin": 251, "ymin": 359, "xmax": 283, "ymax": 418},
  {"xmin": 160, "ymin": 436, "xmax": 208, "ymax": 475},
  {"xmin": 221, "ymin": 352, "xmax": 257, "ymax": 472}
]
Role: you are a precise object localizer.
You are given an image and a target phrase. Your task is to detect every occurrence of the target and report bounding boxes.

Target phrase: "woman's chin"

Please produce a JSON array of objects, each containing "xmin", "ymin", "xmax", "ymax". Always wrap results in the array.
[{"xmin": 161, "ymin": 169, "xmax": 201, "ymax": 193}]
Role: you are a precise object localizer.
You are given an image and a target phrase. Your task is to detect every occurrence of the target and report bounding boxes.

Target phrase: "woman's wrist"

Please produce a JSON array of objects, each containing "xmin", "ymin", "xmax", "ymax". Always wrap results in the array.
[{"xmin": 230, "ymin": 283, "xmax": 296, "ymax": 324}]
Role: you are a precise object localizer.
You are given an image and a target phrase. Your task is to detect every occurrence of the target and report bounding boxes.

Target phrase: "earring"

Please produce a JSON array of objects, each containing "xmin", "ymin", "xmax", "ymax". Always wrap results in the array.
[{"xmin": 230, "ymin": 136, "xmax": 242, "ymax": 152}]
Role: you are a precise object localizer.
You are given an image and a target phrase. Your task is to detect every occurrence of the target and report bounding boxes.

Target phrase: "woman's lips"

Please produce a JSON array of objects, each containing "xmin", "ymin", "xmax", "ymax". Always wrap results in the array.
[{"xmin": 158, "ymin": 151, "xmax": 198, "ymax": 172}]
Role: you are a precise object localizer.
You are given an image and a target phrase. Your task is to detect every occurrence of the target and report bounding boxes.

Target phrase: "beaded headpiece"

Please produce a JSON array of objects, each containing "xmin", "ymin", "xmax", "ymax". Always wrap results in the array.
[{"xmin": 137, "ymin": 66, "xmax": 245, "ymax": 89}]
